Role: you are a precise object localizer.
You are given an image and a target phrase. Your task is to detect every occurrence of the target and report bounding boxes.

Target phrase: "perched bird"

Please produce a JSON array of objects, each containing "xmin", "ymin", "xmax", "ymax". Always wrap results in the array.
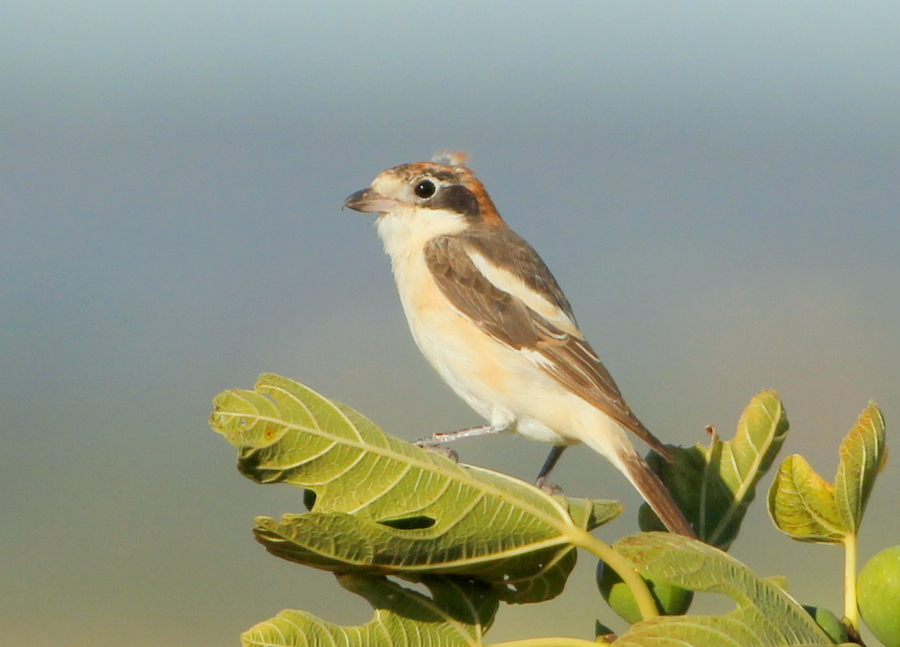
[{"xmin": 344, "ymin": 152, "xmax": 694, "ymax": 537}]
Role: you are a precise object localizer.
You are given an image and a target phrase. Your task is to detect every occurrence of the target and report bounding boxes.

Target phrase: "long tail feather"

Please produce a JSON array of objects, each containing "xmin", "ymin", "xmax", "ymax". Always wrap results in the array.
[{"xmin": 621, "ymin": 452, "xmax": 695, "ymax": 537}]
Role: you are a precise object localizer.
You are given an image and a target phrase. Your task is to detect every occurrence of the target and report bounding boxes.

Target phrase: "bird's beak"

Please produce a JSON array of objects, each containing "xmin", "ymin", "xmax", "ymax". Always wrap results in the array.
[{"xmin": 343, "ymin": 188, "xmax": 398, "ymax": 214}]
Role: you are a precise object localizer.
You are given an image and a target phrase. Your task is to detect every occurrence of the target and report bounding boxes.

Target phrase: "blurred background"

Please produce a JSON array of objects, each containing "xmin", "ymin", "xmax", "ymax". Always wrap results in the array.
[{"xmin": 3, "ymin": 2, "xmax": 899, "ymax": 645}]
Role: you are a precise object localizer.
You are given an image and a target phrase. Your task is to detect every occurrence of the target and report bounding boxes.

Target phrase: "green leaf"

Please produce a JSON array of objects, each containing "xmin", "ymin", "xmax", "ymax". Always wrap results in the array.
[
  {"xmin": 611, "ymin": 533, "xmax": 832, "ymax": 647},
  {"xmin": 834, "ymin": 402, "xmax": 886, "ymax": 533},
  {"xmin": 210, "ymin": 373, "xmax": 621, "ymax": 603},
  {"xmin": 767, "ymin": 454, "xmax": 846, "ymax": 543},
  {"xmin": 640, "ymin": 390, "xmax": 789, "ymax": 549},
  {"xmin": 767, "ymin": 401, "xmax": 887, "ymax": 544},
  {"xmin": 241, "ymin": 574, "xmax": 497, "ymax": 647}
]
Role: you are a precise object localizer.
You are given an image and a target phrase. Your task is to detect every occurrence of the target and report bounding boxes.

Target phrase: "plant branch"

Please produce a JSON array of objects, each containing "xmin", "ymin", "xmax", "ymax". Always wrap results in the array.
[
  {"xmin": 565, "ymin": 527, "xmax": 659, "ymax": 620},
  {"xmin": 843, "ymin": 532, "xmax": 859, "ymax": 631}
]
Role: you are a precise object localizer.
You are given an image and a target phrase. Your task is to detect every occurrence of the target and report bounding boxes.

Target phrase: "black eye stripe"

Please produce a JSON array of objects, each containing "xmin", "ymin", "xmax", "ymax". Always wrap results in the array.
[{"xmin": 429, "ymin": 184, "xmax": 480, "ymax": 219}]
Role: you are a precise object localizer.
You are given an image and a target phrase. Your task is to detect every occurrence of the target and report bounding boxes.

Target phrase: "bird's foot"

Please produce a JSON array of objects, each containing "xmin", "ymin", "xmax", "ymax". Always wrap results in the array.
[
  {"xmin": 419, "ymin": 445, "xmax": 459, "ymax": 462},
  {"xmin": 534, "ymin": 477, "xmax": 564, "ymax": 496}
]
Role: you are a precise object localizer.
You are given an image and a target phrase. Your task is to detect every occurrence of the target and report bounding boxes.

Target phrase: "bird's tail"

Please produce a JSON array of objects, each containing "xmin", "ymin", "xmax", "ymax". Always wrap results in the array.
[
  {"xmin": 581, "ymin": 428, "xmax": 695, "ymax": 537},
  {"xmin": 619, "ymin": 451, "xmax": 695, "ymax": 537}
]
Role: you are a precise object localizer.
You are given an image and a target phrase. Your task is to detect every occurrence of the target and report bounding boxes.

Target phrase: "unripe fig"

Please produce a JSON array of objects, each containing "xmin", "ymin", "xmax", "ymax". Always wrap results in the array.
[
  {"xmin": 802, "ymin": 605, "xmax": 848, "ymax": 644},
  {"xmin": 596, "ymin": 560, "xmax": 693, "ymax": 624},
  {"xmin": 858, "ymin": 545, "xmax": 900, "ymax": 647}
]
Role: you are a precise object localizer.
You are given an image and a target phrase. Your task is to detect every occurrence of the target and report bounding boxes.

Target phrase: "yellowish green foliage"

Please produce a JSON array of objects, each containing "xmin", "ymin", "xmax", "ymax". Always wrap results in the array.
[
  {"xmin": 613, "ymin": 533, "xmax": 832, "ymax": 647},
  {"xmin": 211, "ymin": 373, "xmax": 620, "ymax": 603},
  {"xmin": 242, "ymin": 575, "xmax": 497, "ymax": 647},
  {"xmin": 640, "ymin": 391, "xmax": 789, "ymax": 549},
  {"xmin": 768, "ymin": 402, "xmax": 885, "ymax": 543},
  {"xmin": 210, "ymin": 375, "xmax": 887, "ymax": 647}
]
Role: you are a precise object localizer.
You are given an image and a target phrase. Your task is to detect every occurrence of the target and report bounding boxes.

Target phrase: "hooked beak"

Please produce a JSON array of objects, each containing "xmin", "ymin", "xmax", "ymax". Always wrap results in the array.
[{"xmin": 343, "ymin": 188, "xmax": 398, "ymax": 214}]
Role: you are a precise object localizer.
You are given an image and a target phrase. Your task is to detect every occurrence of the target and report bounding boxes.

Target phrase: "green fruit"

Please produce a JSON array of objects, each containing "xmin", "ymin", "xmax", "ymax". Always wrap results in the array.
[
  {"xmin": 802, "ymin": 605, "xmax": 848, "ymax": 644},
  {"xmin": 858, "ymin": 545, "xmax": 900, "ymax": 647},
  {"xmin": 596, "ymin": 560, "xmax": 693, "ymax": 624}
]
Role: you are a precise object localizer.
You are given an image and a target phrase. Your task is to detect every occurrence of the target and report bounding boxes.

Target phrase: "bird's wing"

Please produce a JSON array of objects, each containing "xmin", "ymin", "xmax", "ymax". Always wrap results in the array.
[{"xmin": 423, "ymin": 230, "xmax": 672, "ymax": 459}]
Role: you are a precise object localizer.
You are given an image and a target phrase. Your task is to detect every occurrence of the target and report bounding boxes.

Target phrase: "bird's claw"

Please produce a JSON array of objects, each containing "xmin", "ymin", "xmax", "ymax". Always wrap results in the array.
[
  {"xmin": 420, "ymin": 445, "xmax": 459, "ymax": 462},
  {"xmin": 535, "ymin": 479, "xmax": 564, "ymax": 496}
]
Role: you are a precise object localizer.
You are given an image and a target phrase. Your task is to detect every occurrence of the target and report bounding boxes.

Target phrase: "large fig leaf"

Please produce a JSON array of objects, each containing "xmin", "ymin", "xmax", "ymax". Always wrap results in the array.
[
  {"xmin": 640, "ymin": 391, "xmax": 789, "ymax": 549},
  {"xmin": 211, "ymin": 374, "xmax": 621, "ymax": 603},
  {"xmin": 241, "ymin": 574, "xmax": 497, "ymax": 647},
  {"xmin": 612, "ymin": 533, "xmax": 832, "ymax": 647}
]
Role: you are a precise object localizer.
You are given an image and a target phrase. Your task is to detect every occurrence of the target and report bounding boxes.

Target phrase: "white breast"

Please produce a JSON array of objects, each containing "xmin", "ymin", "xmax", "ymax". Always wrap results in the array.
[
  {"xmin": 379, "ymin": 216, "xmax": 495, "ymax": 420},
  {"xmin": 376, "ymin": 213, "xmax": 580, "ymax": 445}
]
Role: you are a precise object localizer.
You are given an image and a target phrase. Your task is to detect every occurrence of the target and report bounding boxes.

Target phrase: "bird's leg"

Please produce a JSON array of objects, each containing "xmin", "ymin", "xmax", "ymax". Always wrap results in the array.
[
  {"xmin": 415, "ymin": 423, "xmax": 508, "ymax": 448},
  {"xmin": 534, "ymin": 445, "xmax": 567, "ymax": 490}
]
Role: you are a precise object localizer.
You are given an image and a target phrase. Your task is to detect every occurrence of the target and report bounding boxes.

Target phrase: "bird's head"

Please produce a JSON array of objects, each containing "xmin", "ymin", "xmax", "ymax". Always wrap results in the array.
[{"xmin": 344, "ymin": 153, "xmax": 503, "ymax": 236}]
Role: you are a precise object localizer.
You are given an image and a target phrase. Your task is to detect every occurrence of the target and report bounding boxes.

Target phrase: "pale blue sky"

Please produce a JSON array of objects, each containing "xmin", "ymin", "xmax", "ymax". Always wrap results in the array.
[{"xmin": 3, "ymin": 2, "xmax": 899, "ymax": 645}]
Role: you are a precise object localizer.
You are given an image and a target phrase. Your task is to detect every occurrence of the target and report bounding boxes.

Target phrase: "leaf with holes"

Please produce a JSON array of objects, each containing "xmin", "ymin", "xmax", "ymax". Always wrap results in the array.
[
  {"xmin": 611, "ymin": 533, "xmax": 832, "ymax": 647},
  {"xmin": 241, "ymin": 574, "xmax": 497, "ymax": 647},
  {"xmin": 211, "ymin": 373, "xmax": 621, "ymax": 603}
]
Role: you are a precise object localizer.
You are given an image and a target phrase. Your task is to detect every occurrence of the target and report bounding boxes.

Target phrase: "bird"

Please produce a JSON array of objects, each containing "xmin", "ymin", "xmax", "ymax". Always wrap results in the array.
[{"xmin": 344, "ymin": 152, "xmax": 694, "ymax": 537}]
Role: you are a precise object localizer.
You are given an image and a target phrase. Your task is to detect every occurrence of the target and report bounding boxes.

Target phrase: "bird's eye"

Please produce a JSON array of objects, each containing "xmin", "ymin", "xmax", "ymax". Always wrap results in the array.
[{"xmin": 414, "ymin": 179, "xmax": 436, "ymax": 199}]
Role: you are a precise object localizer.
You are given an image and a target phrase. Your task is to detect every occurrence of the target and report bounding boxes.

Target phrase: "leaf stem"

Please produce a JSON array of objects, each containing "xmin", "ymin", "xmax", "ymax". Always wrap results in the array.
[
  {"xmin": 489, "ymin": 638, "xmax": 602, "ymax": 647},
  {"xmin": 566, "ymin": 527, "xmax": 659, "ymax": 620},
  {"xmin": 843, "ymin": 532, "xmax": 859, "ymax": 630}
]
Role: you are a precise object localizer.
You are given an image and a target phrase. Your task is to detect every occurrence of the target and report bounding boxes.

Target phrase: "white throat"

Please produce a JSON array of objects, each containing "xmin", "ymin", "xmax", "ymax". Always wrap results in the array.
[{"xmin": 375, "ymin": 207, "xmax": 468, "ymax": 266}]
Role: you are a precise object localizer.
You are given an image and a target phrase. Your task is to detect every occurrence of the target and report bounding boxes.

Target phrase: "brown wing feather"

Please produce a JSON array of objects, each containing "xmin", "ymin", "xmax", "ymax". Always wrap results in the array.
[
  {"xmin": 423, "ymin": 231, "xmax": 673, "ymax": 460},
  {"xmin": 425, "ymin": 235, "xmax": 542, "ymax": 349}
]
